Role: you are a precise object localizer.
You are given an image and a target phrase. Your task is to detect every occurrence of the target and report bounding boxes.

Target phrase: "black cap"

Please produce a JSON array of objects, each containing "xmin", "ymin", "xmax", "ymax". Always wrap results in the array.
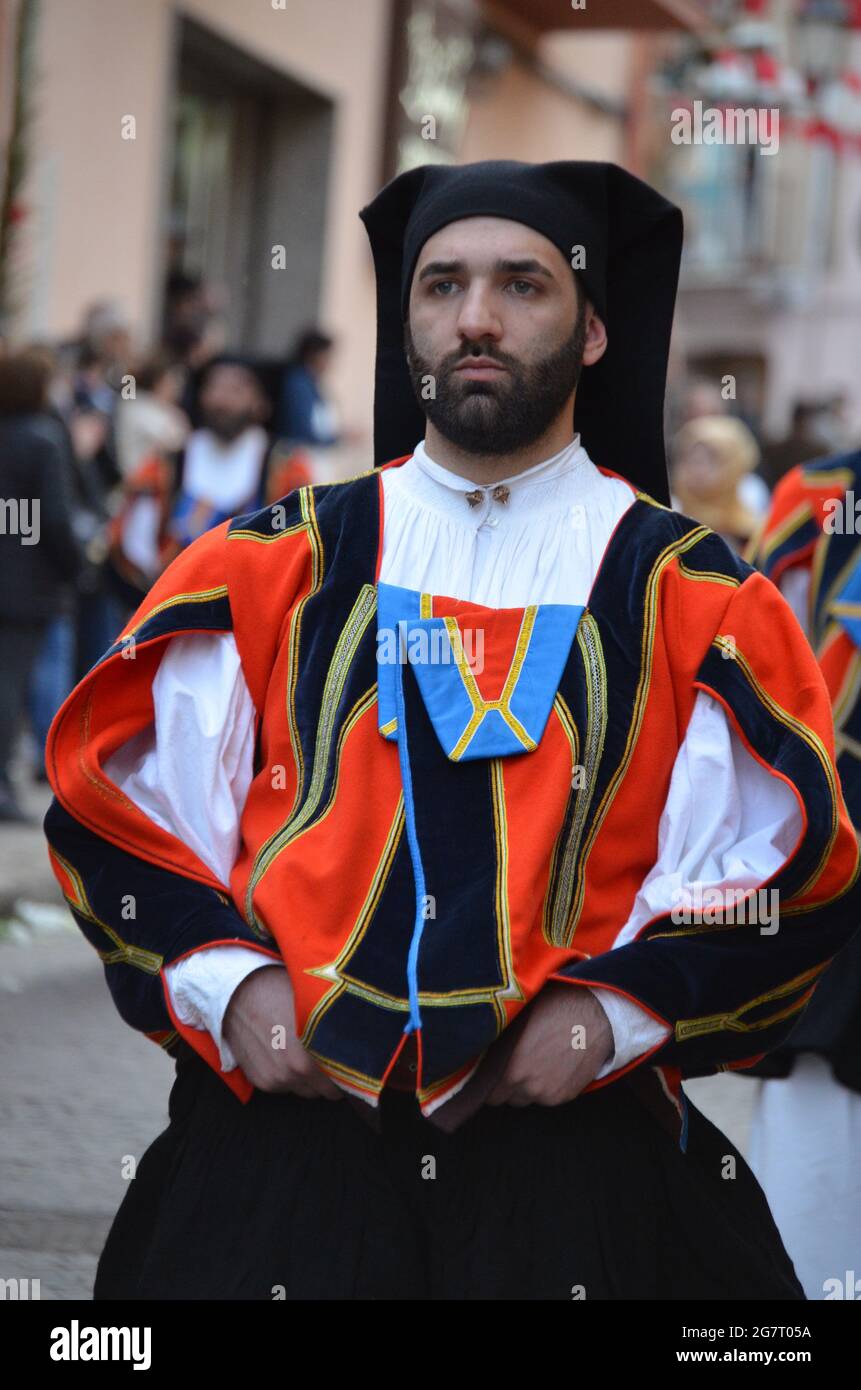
[{"xmin": 359, "ymin": 159, "xmax": 683, "ymax": 505}]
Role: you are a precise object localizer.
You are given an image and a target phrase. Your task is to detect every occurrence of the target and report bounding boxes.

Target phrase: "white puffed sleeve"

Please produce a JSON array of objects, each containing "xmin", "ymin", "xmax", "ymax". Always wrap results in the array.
[
  {"xmin": 588, "ymin": 686, "xmax": 803, "ymax": 1079},
  {"xmin": 103, "ymin": 631, "xmax": 283, "ymax": 1071}
]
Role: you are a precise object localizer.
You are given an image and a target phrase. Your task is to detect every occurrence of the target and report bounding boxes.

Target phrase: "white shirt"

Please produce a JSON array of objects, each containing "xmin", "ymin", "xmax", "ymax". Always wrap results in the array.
[
  {"xmin": 182, "ymin": 426, "xmax": 269, "ymax": 512},
  {"xmin": 106, "ymin": 436, "xmax": 802, "ymax": 1081}
]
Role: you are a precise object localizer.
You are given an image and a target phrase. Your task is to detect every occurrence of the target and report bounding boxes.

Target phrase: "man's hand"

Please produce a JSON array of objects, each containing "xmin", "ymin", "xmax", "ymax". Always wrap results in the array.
[
  {"xmin": 485, "ymin": 983, "xmax": 613, "ymax": 1107},
  {"xmin": 222, "ymin": 965, "xmax": 344, "ymax": 1099}
]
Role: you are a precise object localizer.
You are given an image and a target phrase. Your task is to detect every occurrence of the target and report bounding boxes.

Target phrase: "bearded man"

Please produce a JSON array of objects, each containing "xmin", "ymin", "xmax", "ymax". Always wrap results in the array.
[{"xmin": 44, "ymin": 162, "xmax": 859, "ymax": 1300}]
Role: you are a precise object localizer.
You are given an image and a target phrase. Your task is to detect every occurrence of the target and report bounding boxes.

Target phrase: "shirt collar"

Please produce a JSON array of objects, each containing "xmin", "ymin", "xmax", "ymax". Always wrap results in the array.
[{"xmin": 411, "ymin": 434, "xmax": 591, "ymax": 495}]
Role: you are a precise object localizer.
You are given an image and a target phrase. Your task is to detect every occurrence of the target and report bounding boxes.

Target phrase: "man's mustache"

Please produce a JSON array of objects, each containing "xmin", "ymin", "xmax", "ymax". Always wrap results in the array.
[{"xmin": 442, "ymin": 345, "xmax": 520, "ymax": 375}]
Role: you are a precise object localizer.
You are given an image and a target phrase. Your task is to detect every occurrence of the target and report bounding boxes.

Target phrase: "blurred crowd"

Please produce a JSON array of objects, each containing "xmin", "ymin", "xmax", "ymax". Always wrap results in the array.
[
  {"xmin": 0, "ymin": 281, "xmax": 346, "ymax": 822},
  {"xmin": 0, "ymin": 285, "xmax": 856, "ymax": 824},
  {"xmin": 667, "ymin": 374, "xmax": 854, "ymax": 554}
]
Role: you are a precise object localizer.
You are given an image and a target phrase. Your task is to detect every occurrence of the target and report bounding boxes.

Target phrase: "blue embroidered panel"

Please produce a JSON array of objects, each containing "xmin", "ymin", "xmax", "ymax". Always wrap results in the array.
[{"xmin": 376, "ymin": 581, "xmax": 583, "ymax": 761}]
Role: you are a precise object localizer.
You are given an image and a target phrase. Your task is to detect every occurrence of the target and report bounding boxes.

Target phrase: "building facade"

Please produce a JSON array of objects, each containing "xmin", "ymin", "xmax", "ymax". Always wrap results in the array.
[{"xmin": 1, "ymin": 0, "xmax": 708, "ymax": 450}]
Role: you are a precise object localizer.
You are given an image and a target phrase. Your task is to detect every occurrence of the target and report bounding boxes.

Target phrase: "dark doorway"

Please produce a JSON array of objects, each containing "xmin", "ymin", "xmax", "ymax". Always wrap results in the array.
[{"xmin": 164, "ymin": 16, "xmax": 334, "ymax": 355}]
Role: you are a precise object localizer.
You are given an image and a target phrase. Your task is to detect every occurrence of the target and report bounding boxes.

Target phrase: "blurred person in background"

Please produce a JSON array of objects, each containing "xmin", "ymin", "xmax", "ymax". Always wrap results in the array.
[
  {"xmin": 746, "ymin": 451, "xmax": 861, "ymax": 1298},
  {"xmin": 78, "ymin": 300, "xmax": 133, "ymax": 396},
  {"xmin": 166, "ymin": 356, "xmax": 276, "ymax": 549},
  {"xmin": 814, "ymin": 391, "xmax": 851, "ymax": 457},
  {"xmin": 163, "ymin": 270, "xmax": 228, "ymax": 351},
  {"xmin": 109, "ymin": 355, "xmax": 310, "ymax": 593},
  {"xmin": 0, "ymin": 349, "xmax": 84, "ymax": 821},
  {"xmin": 163, "ymin": 273, "xmax": 229, "ymax": 425},
  {"xmin": 165, "ymin": 322, "xmax": 226, "ymax": 421},
  {"xmin": 673, "ymin": 373, "xmax": 770, "ymax": 522},
  {"xmin": 60, "ymin": 303, "xmax": 137, "ymax": 676},
  {"xmin": 163, "ymin": 271, "xmax": 209, "ymax": 343},
  {"xmin": 762, "ymin": 398, "xmax": 849, "ymax": 490},
  {"xmin": 98, "ymin": 350, "xmax": 190, "ymax": 622},
  {"xmin": 72, "ymin": 342, "xmax": 120, "ymax": 418},
  {"xmin": 670, "ymin": 413, "xmax": 763, "ymax": 553},
  {"xmin": 675, "ymin": 374, "xmax": 725, "ymax": 427},
  {"xmin": 275, "ymin": 327, "xmax": 340, "ymax": 446},
  {"xmin": 23, "ymin": 345, "xmax": 113, "ymax": 777},
  {"xmin": 114, "ymin": 351, "xmax": 190, "ymax": 480}
]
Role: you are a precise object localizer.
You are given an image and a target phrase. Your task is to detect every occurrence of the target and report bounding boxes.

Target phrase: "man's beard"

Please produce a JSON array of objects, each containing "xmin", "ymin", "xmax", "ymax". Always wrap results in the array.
[
  {"xmin": 404, "ymin": 309, "xmax": 588, "ymax": 458},
  {"xmin": 203, "ymin": 411, "xmax": 257, "ymax": 444}
]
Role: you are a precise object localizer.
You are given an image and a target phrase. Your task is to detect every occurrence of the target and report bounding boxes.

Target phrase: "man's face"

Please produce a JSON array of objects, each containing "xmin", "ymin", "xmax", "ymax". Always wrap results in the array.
[
  {"xmin": 199, "ymin": 365, "xmax": 267, "ymax": 442},
  {"xmin": 405, "ymin": 217, "xmax": 605, "ymax": 457}
]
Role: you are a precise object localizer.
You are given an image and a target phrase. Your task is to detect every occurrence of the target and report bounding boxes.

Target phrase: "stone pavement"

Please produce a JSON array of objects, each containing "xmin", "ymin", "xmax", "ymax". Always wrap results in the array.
[
  {"xmin": 0, "ymin": 782, "xmax": 758, "ymax": 1300},
  {"xmin": 1, "ymin": 781, "xmax": 169, "ymax": 1299}
]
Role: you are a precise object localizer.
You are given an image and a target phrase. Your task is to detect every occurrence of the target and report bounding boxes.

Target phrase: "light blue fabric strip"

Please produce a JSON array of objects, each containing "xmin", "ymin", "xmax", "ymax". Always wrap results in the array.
[
  {"xmin": 377, "ymin": 583, "xmax": 423, "ymax": 737},
  {"xmin": 393, "ymin": 622, "xmax": 427, "ymax": 1035}
]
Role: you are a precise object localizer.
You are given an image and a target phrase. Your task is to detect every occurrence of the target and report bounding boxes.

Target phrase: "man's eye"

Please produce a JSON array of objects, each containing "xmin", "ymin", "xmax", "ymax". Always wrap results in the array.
[
  {"xmin": 509, "ymin": 280, "xmax": 537, "ymax": 295},
  {"xmin": 431, "ymin": 281, "xmax": 459, "ymax": 295}
]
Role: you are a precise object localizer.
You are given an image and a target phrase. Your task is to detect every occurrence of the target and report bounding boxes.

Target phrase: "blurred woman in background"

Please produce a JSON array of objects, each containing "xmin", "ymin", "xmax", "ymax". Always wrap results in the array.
[{"xmin": 670, "ymin": 413, "xmax": 764, "ymax": 554}]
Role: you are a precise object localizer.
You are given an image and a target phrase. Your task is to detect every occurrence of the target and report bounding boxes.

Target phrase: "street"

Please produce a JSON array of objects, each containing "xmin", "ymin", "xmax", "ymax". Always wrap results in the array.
[{"xmin": 0, "ymin": 782, "xmax": 167, "ymax": 1299}]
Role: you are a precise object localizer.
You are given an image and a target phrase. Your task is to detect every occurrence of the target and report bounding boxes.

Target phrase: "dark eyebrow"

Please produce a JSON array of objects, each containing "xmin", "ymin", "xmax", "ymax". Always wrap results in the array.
[
  {"xmin": 495, "ymin": 258, "xmax": 555, "ymax": 280},
  {"xmin": 417, "ymin": 260, "xmax": 464, "ymax": 281},
  {"xmin": 417, "ymin": 257, "xmax": 557, "ymax": 283}
]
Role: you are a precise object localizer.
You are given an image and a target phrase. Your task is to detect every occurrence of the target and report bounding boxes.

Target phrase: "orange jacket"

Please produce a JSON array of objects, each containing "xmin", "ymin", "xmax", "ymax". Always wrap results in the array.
[{"xmin": 45, "ymin": 462, "xmax": 861, "ymax": 1121}]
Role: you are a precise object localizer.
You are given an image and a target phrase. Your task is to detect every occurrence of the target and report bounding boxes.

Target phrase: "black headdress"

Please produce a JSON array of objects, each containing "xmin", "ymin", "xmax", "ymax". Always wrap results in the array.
[{"xmin": 359, "ymin": 160, "xmax": 683, "ymax": 505}]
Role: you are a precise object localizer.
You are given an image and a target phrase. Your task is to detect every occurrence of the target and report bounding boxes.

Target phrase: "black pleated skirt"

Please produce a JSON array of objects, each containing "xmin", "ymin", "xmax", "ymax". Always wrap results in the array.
[{"xmin": 95, "ymin": 1051, "xmax": 803, "ymax": 1301}]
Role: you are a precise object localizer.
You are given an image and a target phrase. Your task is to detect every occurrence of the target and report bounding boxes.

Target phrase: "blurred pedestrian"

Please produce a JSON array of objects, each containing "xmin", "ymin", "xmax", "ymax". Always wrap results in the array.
[
  {"xmin": 675, "ymin": 374, "xmax": 726, "ymax": 427},
  {"xmin": 108, "ymin": 355, "xmax": 311, "ymax": 600},
  {"xmin": 114, "ymin": 351, "xmax": 190, "ymax": 479},
  {"xmin": 78, "ymin": 300, "xmax": 133, "ymax": 395},
  {"xmin": 166, "ymin": 356, "xmax": 274, "ymax": 549},
  {"xmin": 23, "ymin": 345, "xmax": 110, "ymax": 775},
  {"xmin": 0, "ymin": 349, "xmax": 84, "ymax": 821},
  {"xmin": 58, "ymin": 309, "xmax": 136, "ymax": 675},
  {"xmin": 670, "ymin": 413, "xmax": 762, "ymax": 552},
  {"xmin": 275, "ymin": 328, "xmax": 340, "ymax": 446},
  {"xmin": 762, "ymin": 398, "xmax": 842, "ymax": 489},
  {"xmin": 674, "ymin": 373, "xmax": 770, "ymax": 519}
]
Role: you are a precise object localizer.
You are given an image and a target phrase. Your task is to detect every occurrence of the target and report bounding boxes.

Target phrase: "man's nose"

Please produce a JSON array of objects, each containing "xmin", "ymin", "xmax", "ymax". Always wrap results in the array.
[{"xmin": 455, "ymin": 285, "xmax": 502, "ymax": 342}]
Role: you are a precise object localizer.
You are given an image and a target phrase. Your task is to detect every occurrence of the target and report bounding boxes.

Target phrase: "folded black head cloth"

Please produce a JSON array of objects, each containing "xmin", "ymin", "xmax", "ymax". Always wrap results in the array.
[{"xmin": 359, "ymin": 160, "xmax": 683, "ymax": 506}]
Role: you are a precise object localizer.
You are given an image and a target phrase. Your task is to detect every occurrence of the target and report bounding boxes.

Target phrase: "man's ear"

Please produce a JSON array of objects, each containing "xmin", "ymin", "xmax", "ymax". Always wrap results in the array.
[{"xmin": 582, "ymin": 304, "xmax": 608, "ymax": 367}]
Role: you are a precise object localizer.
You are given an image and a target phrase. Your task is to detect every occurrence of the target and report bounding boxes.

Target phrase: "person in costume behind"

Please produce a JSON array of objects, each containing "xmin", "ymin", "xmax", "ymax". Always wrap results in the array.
[
  {"xmin": 109, "ymin": 355, "xmax": 312, "ymax": 602},
  {"xmin": 166, "ymin": 356, "xmax": 277, "ymax": 548},
  {"xmin": 745, "ymin": 453, "xmax": 861, "ymax": 1298},
  {"xmin": 43, "ymin": 160, "xmax": 860, "ymax": 1300}
]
